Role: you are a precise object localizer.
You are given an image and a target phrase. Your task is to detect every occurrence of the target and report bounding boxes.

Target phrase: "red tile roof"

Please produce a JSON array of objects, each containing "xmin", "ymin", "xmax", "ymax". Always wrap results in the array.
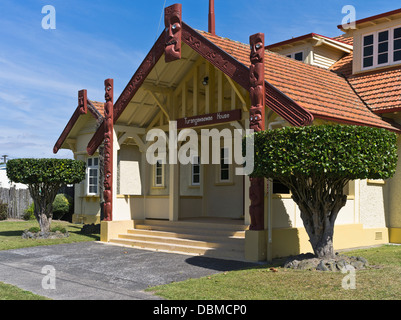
[
  {"xmin": 200, "ymin": 31, "xmax": 400, "ymax": 132},
  {"xmin": 88, "ymin": 100, "xmax": 105, "ymax": 118},
  {"xmin": 331, "ymin": 49, "xmax": 401, "ymax": 114}
]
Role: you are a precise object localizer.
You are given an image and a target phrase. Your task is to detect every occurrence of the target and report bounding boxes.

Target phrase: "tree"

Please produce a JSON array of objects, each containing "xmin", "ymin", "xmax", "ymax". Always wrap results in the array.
[
  {"xmin": 247, "ymin": 125, "xmax": 398, "ymax": 258},
  {"xmin": 6, "ymin": 159, "xmax": 86, "ymax": 233}
]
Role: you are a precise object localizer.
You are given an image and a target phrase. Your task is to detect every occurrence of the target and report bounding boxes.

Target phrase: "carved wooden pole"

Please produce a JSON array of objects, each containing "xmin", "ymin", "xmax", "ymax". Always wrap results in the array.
[
  {"xmin": 249, "ymin": 33, "xmax": 266, "ymax": 231},
  {"xmin": 78, "ymin": 89, "xmax": 88, "ymax": 114},
  {"xmin": 164, "ymin": 3, "xmax": 182, "ymax": 63},
  {"xmin": 103, "ymin": 79, "xmax": 114, "ymax": 221}
]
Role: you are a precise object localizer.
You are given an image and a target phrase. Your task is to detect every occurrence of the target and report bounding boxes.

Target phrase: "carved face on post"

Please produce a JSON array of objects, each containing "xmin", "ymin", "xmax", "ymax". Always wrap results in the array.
[
  {"xmin": 249, "ymin": 107, "xmax": 264, "ymax": 132},
  {"xmin": 78, "ymin": 89, "xmax": 87, "ymax": 114},
  {"xmin": 104, "ymin": 79, "xmax": 114, "ymax": 104},
  {"xmin": 164, "ymin": 3, "xmax": 182, "ymax": 63},
  {"xmin": 250, "ymin": 33, "xmax": 265, "ymax": 65}
]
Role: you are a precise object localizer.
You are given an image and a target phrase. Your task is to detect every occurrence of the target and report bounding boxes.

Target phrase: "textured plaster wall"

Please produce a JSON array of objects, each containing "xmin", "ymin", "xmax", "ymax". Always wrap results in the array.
[{"xmin": 386, "ymin": 136, "xmax": 401, "ymax": 228}]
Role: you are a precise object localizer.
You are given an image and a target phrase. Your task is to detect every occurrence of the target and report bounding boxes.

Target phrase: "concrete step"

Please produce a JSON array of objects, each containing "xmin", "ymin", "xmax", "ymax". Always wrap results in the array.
[
  {"xmin": 109, "ymin": 219, "xmax": 247, "ymax": 261},
  {"xmin": 109, "ymin": 237, "xmax": 245, "ymax": 261},
  {"xmin": 135, "ymin": 220, "xmax": 246, "ymax": 238},
  {"xmin": 120, "ymin": 232, "xmax": 244, "ymax": 250},
  {"xmin": 127, "ymin": 228, "xmax": 245, "ymax": 242}
]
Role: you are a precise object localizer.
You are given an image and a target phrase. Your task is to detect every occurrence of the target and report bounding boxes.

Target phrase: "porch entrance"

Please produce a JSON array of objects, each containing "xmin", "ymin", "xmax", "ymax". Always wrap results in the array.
[
  {"xmin": 178, "ymin": 158, "xmax": 245, "ymax": 222},
  {"xmin": 108, "ymin": 217, "xmax": 247, "ymax": 261}
]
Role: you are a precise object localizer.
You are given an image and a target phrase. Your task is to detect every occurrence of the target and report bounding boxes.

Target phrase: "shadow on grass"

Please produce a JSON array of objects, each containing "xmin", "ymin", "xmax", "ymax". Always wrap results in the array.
[
  {"xmin": 0, "ymin": 230, "xmax": 25, "ymax": 237},
  {"xmin": 184, "ymin": 255, "xmax": 290, "ymax": 273}
]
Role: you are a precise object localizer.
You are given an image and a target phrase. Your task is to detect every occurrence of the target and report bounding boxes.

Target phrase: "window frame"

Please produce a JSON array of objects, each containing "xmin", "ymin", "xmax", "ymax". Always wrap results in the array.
[
  {"xmin": 286, "ymin": 51, "xmax": 304, "ymax": 62},
  {"xmin": 87, "ymin": 157, "xmax": 99, "ymax": 196},
  {"xmin": 191, "ymin": 155, "xmax": 201, "ymax": 186},
  {"xmin": 219, "ymin": 147, "xmax": 231, "ymax": 183},
  {"xmin": 153, "ymin": 160, "xmax": 165, "ymax": 188},
  {"xmin": 362, "ymin": 25, "xmax": 401, "ymax": 71}
]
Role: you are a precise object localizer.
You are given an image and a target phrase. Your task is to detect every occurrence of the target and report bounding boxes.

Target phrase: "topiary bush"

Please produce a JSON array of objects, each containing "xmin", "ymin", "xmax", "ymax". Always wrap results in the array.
[
  {"xmin": 246, "ymin": 124, "xmax": 398, "ymax": 258},
  {"xmin": 7, "ymin": 158, "xmax": 85, "ymax": 233}
]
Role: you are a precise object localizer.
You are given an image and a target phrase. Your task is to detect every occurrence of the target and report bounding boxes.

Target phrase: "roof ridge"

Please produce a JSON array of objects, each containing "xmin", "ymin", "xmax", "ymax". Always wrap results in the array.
[{"xmin": 199, "ymin": 29, "xmax": 348, "ymax": 76}]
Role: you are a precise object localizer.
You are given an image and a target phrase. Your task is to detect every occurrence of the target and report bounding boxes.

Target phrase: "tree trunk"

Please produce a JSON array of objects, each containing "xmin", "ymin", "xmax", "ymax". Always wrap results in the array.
[
  {"xmin": 29, "ymin": 184, "xmax": 59, "ymax": 234},
  {"xmin": 289, "ymin": 178, "xmax": 348, "ymax": 259},
  {"xmin": 38, "ymin": 211, "xmax": 52, "ymax": 233}
]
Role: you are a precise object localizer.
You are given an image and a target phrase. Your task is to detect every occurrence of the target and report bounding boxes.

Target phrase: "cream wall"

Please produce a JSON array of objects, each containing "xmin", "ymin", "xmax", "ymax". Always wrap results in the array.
[{"xmin": 386, "ymin": 136, "xmax": 401, "ymax": 228}]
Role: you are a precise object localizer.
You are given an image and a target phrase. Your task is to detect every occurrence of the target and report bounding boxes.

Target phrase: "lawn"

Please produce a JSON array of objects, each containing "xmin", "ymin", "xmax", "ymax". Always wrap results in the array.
[
  {"xmin": 1, "ymin": 220, "xmax": 400, "ymax": 300},
  {"xmin": 149, "ymin": 245, "xmax": 401, "ymax": 300},
  {"xmin": 0, "ymin": 220, "xmax": 99, "ymax": 251},
  {"xmin": 0, "ymin": 220, "xmax": 99, "ymax": 300}
]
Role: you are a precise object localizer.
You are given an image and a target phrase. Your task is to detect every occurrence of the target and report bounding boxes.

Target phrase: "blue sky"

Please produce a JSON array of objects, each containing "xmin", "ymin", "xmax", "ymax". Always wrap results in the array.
[{"xmin": 0, "ymin": 0, "xmax": 399, "ymax": 160}]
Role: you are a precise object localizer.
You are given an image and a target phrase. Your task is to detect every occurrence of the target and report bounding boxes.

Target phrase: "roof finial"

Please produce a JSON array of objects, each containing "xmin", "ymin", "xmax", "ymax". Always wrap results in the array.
[{"xmin": 208, "ymin": 0, "xmax": 216, "ymax": 35}]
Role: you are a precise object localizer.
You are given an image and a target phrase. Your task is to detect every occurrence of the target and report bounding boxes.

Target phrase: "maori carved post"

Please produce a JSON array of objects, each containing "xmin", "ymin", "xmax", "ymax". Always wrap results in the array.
[
  {"xmin": 103, "ymin": 79, "xmax": 114, "ymax": 221},
  {"xmin": 164, "ymin": 3, "xmax": 182, "ymax": 63},
  {"xmin": 78, "ymin": 89, "xmax": 87, "ymax": 114},
  {"xmin": 249, "ymin": 33, "xmax": 266, "ymax": 231}
]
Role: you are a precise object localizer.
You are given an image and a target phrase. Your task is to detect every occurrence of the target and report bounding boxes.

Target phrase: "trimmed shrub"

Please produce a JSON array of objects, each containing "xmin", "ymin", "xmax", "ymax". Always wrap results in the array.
[
  {"xmin": 246, "ymin": 124, "xmax": 398, "ymax": 258},
  {"xmin": 6, "ymin": 158, "xmax": 85, "ymax": 233}
]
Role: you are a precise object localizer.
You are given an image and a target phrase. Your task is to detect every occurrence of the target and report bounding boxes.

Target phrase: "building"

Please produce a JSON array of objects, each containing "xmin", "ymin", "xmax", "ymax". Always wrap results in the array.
[{"xmin": 54, "ymin": 4, "xmax": 401, "ymax": 261}]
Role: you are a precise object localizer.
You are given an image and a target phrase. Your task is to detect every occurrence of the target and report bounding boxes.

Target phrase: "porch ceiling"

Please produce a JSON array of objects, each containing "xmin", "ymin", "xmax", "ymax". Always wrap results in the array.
[{"xmin": 117, "ymin": 43, "xmax": 200, "ymax": 128}]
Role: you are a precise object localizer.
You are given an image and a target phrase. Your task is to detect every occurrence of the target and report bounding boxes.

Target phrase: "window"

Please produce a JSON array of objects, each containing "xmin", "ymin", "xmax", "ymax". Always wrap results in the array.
[
  {"xmin": 362, "ymin": 26, "xmax": 401, "ymax": 70},
  {"xmin": 394, "ymin": 27, "xmax": 401, "ymax": 62},
  {"xmin": 363, "ymin": 34, "xmax": 374, "ymax": 68},
  {"xmin": 154, "ymin": 160, "xmax": 164, "ymax": 187},
  {"xmin": 191, "ymin": 156, "xmax": 201, "ymax": 186},
  {"xmin": 220, "ymin": 148, "xmax": 230, "ymax": 182},
  {"xmin": 377, "ymin": 30, "xmax": 389, "ymax": 65},
  {"xmin": 286, "ymin": 51, "xmax": 304, "ymax": 62},
  {"xmin": 273, "ymin": 180, "xmax": 290, "ymax": 194},
  {"xmin": 87, "ymin": 157, "xmax": 99, "ymax": 195}
]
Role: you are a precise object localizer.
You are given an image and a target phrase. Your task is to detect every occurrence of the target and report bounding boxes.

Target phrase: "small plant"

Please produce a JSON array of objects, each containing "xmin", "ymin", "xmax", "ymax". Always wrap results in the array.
[
  {"xmin": 23, "ymin": 204, "xmax": 36, "ymax": 221},
  {"xmin": 28, "ymin": 226, "xmax": 40, "ymax": 233},
  {"xmin": 0, "ymin": 202, "xmax": 8, "ymax": 221},
  {"xmin": 51, "ymin": 225, "xmax": 67, "ymax": 234},
  {"xmin": 52, "ymin": 194, "xmax": 73, "ymax": 220}
]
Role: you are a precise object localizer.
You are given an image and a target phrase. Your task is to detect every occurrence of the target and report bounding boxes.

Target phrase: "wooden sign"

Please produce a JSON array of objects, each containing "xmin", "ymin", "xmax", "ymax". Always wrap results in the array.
[{"xmin": 177, "ymin": 109, "xmax": 242, "ymax": 129}]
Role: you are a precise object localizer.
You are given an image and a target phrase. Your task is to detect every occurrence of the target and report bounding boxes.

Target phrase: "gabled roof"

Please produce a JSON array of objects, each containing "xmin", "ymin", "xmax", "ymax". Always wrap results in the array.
[
  {"xmin": 57, "ymin": 15, "xmax": 401, "ymax": 156},
  {"xmin": 87, "ymin": 22, "xmax": 315, "ymax": 155},
  {"xmin": 338, "ymin": 8, "xmax": 401, "ymax": 31},
  {"xmin": 53, "ymin": 100, "xmax": 104, "ymax": 154},
  {"xmin": 200, "ymin": 31, "xmax": 401, "ymax": 132},
  {"xmin": 266, "ymin": 33, "xmax": 353, "ymax": 53}
]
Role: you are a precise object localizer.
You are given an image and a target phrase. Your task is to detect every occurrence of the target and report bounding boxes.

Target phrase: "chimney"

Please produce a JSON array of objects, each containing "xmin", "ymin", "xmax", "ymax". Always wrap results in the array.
[{"xmin": 208, "ymin": 0, "xmax": 216, "ymax": 35}]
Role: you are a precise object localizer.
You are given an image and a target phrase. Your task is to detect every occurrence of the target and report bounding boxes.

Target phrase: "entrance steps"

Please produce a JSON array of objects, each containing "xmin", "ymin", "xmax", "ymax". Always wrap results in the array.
[{"xmin": 109, "ymin": 219, "xmax": 247, "ymax": 261}]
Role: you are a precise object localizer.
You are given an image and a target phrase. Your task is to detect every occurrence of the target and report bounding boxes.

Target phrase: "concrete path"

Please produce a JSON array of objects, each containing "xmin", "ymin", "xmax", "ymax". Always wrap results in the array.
[{"xmin": 0, "ymin": 242, "xmax": 259, "ymax": 300}]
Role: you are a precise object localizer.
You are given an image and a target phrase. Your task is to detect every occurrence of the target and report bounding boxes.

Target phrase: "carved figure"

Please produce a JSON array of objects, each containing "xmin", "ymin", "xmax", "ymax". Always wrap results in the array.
[
  {"xmin": 249, "ymin": 33, "xmax": 266, "ymax": 231},
  {"xmin": 103, "ymin": 79, "xmax": 114, "ymax": 221},
  {"xmin": 249, "ymin": 33, "xmax": 265, "ymax": 133},
  {"xmin": 78, "ymin": 89, "xmax": 87, "ymax": 114},
  {"xmin": 164, "ymin": 3, "xmax": 182, "ymax": 63}
]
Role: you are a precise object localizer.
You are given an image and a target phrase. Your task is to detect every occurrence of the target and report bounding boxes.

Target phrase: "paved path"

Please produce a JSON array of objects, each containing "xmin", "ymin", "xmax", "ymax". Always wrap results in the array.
[{"xmin": 0, "ymin": 242, "xmax": 258, "ymax": 300}]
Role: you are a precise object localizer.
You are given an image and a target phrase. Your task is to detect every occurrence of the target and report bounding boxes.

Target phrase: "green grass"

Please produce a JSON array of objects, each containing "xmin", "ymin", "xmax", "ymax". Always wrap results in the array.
[
  {"xmin": 0, "ymin": 220, "xmax": 99, "ymax": 251},
  {"xmin": 149, "ymin": 245, "xmax": 401, "ymax": 300},
  {"xmin": 0, "ymin": 282, "xmax": 50, "ymax": 300},
  {"xmin": 0, "ymin": 219, "xmax": 100, "ymax": 300}
]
